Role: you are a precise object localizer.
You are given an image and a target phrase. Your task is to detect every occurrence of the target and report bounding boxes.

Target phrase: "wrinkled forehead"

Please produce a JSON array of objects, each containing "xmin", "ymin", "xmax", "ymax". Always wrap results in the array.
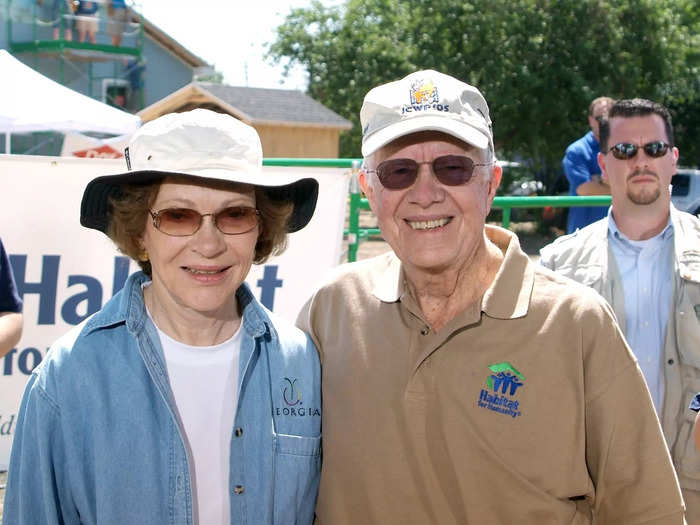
[{"xmin": 371, "ymin": 130, "xmax": 484, "ymax": 164}]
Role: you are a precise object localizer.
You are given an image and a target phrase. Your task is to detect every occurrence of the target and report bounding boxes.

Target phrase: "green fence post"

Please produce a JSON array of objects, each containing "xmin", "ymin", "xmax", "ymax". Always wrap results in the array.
[
  {"xmin": 501, "ymin": 207, "xmax": 511, "ymax": 229},
  {"xmin": 347, "ymin": 160, "xmax": 362, "ymax": 263}
]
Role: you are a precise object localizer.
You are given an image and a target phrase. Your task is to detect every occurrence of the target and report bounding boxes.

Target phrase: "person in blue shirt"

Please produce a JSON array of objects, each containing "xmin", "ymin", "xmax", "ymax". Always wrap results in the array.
[
  {"xmin": 3, "ymin": 109, "xmax": 322, "ymax": 525},
  {"xmin": 0, "ymin": 237, "xmax": 23, "ymax": 357},
  {"xmin": 562, "ymin": 96, "xmax": 615, "ymax": 233},
  {"xmin": 74, "ymin": 0, "xmax": 99, "ymax": 43}
]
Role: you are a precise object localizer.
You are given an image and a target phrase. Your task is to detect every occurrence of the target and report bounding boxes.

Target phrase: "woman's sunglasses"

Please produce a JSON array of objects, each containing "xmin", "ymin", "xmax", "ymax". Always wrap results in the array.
[
  {"xmin": 607, "ymin": 141, "xmax": 670, "ymax": 160},
  {"xmin": 149, "ymin": 206, "xmax": 260, "ymax": 236},
  {"xmin": 366, "ymin": 155, "xmax": 492, "ymax": 190}
]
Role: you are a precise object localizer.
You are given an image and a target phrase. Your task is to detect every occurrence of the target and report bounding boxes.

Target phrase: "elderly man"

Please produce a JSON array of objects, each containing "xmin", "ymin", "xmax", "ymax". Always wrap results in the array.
[
  {"xmin": 298, "ymin": 71, "xmax": 684, "ymax": 524},
  {"xmin": 541, "ymin": 98, "xmax": 700, "ymax": 523},
  {"xmin": 563, "ymin": 96, "xmax": 615, "ymax": 233}
]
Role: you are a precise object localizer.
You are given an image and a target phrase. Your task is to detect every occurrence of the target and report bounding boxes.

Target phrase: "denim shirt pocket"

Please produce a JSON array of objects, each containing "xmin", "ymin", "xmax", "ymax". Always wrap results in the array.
[{"xmin": 272, "ymin": 433, "xmax": 321, "ymax": 525}]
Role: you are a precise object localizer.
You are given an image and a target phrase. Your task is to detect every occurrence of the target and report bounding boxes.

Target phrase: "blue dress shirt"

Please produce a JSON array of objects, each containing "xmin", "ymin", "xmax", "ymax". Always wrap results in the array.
[
  {"xmin": 563, "ymin": 131, "xmax": 609, "ymax": 233},
  {"xmin": 608, "ymin": 211, "xmax": 674, "ymax": 415}
]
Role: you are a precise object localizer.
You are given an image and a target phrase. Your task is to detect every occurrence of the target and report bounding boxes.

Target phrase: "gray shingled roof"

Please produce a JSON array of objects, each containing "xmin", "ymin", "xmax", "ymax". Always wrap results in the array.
[{"xmin": 199, "ymin": 83, "xmax": 352, "ymax": 129}]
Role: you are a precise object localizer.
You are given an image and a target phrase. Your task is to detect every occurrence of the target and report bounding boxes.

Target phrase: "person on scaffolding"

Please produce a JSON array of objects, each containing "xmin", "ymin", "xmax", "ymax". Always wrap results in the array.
[
  {"xmin": 37, "ymin": 0, "xmax": 73, "ymax": 40},
  {"xmin": 74, "ymin": 0, "xmax": 99, "ymax": 44},
  {"xmin": 106, "ymin": 0, "xmax": 128, "ymax": 47}
]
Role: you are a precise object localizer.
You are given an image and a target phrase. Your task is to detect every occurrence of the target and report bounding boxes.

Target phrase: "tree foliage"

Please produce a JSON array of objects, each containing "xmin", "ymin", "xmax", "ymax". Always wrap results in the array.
[{"xmin": 268, "ymin": 0, "xmax": 700, "ymax": 184}]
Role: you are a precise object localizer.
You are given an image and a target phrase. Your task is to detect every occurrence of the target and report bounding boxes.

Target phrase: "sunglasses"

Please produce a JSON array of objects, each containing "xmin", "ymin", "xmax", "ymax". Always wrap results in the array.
[
  {"xmin": 608, "ymin": 141, "xmax": 670, "ymax": 160},
  {"xmin": 148, "ymin": 206, "xmax": 260, "ymax": 236},
  {"xmin": 366, "ymin": 155, "xmax": 492, "ymax": 190}
]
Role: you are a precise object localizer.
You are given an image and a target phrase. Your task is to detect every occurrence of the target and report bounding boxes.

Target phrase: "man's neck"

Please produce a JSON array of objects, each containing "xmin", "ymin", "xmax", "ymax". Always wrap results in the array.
[
  {"xmin": 611, "ymin": 199, "xmax": 671, "ymax": 241},
  {"xmin": 403, "ymin": 234, "xmax": 504, "ymax": 332}
]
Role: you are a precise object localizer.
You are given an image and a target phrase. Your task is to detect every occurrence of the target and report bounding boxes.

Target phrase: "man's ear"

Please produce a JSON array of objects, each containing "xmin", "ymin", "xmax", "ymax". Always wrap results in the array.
[
  {"xmin": 598, "ymin": 152, "xmax": 608, "ymax": 182},
  {"xmin": 359, "ymin": 169, "xmax": 373, "ymax": 198},
  {"xmin": 488, "ymin": 164, "xmax": 502, "ymax": 200},
  {"xmin": 358, "ymin": 169, "xmax": 378, "ymax": 214}
]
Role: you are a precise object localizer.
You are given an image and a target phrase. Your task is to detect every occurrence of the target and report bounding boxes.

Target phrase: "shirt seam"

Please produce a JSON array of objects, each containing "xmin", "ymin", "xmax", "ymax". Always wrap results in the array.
[
  {"xmin": 32, "ymin": 374, "xmax": 61, "ymax": 416},
  {"xmin": 584, "ymin": 360, "xmax": 638, "ymax": 405}
]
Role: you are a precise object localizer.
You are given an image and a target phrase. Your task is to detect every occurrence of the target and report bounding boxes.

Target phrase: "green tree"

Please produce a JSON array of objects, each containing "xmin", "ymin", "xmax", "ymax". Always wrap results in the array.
[
  {"xmin": 269, "ymin": 0, "xmax": 416, "ymax": 156},
  {"xmin": 269, "ymin": 0, "xmax": 700, "ymax": 181}
]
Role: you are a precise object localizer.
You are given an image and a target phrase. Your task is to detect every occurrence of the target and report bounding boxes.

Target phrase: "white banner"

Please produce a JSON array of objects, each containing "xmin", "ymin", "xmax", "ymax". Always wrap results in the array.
[{"xmin": 0, "ymin": 154, "xmax": 350, "ymax": 467}]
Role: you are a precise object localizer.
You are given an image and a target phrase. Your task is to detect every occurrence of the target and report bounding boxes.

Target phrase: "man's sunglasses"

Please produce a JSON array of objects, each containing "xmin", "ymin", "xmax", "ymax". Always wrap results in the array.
[
  {"xmin": 607, "ymin": 141, "xmax": 670, "ymax": 160},
  {"xmin": 149, "ymin": 206, "xmax": 260, "ymax": 236},
  {"xmin": 366, "ymin": 155, "xmax": 492, "ymax": 190}
]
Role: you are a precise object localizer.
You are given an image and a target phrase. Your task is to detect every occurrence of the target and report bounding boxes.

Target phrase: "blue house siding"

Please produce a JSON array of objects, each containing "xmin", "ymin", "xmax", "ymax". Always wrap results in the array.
[{"xmin": 141, "ymin": 38, "xmax": 193, "ymax": 107}]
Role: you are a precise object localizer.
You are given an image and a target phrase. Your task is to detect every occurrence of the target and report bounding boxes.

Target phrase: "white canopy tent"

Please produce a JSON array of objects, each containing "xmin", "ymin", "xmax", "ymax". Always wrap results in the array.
[{"xmin": 0, "ymin": 50, "xmax": 141, "ymax": 152}]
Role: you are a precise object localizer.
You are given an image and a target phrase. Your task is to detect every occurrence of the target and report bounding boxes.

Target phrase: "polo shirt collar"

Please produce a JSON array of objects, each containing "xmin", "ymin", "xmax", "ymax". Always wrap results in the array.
[
  {"xmin": 371, "ymin": 225, "xmax": 534, "ymax": 320},
  {"xmin": 481, "ymin": 226, "xmax": 533, "ymax": 320},
  {"xmin": 371, "ymin": 251, "xmax": 405, "ymax": 303}
]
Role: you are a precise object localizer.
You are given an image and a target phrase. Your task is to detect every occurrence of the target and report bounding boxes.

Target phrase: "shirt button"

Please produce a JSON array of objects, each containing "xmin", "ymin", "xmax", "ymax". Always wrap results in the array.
[
  {"xmin": 234, "ymin": 485, "xmax": 244, "ymax": 495},
  {"xmin": 234, "ymin": 428, "xmax": 243, "ymax": 437},
  {"xmin": 420, "ymin": 326, "xmax": 430, "ymax": 336},
  {"xmin": 668, "ymin": 359, "xmax": 675, "ymax": 365}
]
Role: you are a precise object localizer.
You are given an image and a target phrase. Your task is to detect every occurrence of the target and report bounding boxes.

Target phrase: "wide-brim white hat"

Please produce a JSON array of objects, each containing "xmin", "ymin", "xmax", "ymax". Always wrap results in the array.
[{"xmin": 81, "ymin": 109, "xmax": 319, "ymax": 233}]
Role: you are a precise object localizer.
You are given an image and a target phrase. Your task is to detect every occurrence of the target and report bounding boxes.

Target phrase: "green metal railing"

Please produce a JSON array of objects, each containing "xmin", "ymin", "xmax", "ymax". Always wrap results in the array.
[{"xmin": 262, "ymin": 158, "xmax": 612, "ymax": 262}]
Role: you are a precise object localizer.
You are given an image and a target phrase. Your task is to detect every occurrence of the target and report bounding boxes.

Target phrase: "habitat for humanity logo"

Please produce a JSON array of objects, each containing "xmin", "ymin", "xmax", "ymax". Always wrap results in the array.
[
  {"xmin": 477, "ymin": 362, "xmax": 525, "ymax": 418},
  {"xmin": 402, "ymin": 78, "xmax": 450, "ymax": 114},
  {"xmin": 274, "ymin": 377, "xmax": 321, "ymax": 418}
]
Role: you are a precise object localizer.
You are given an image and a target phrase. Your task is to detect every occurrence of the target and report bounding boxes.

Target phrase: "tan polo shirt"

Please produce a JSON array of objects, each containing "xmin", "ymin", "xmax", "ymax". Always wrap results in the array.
[{"xmin": 298, "ymin": 226, "xmax": 684, "ymax": 524}]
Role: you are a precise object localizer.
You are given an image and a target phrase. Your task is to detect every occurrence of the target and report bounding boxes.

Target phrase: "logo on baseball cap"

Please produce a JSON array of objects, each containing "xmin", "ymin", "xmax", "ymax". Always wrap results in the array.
[{"xmin": 360, "ymin": 70, "xmax": 493, "ymax": 157}]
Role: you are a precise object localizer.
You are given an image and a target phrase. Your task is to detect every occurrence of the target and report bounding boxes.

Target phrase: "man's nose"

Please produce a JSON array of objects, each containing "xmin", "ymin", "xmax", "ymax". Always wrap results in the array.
[{"xmin": 408, "ymin": 164, "xmax": 445, "ymax": 205}]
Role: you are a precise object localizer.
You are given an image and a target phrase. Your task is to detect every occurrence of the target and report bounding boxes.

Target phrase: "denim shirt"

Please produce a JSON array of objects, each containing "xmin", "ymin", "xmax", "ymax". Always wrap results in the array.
[{"xmin": 4, "ymin": 272, "xmax": 321, "ymax": 525}]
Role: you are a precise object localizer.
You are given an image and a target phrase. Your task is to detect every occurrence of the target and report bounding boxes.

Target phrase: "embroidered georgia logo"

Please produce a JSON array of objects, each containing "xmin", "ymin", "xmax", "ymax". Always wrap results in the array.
[{"xmin": 282, "ymin": 377, "xmax": 302, "ymax": 406}]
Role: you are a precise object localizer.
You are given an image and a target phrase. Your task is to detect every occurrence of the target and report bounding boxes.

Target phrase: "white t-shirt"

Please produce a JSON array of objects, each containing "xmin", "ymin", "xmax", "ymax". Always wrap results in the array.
[{"xmin": 149, "ymin": 311, "xmax": 241, "ymax": 525}]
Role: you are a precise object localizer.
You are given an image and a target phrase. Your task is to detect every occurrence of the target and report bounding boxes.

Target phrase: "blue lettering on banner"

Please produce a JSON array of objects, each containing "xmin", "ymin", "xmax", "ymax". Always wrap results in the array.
[
  {"xmin": 256, "ymin": 265, "xmax": 283, "ymax": 310},
  {"xmin": 61, "ymin": 274, "xmax": 103, "ymax": 325},
  {"xmin": 10, "ymin": 254, "xmax": 60, "ymax": 324},
  {"xmin": 9, "ymin": 255, "xmax": 132, "ymax": 325},
  {"xmin": 0, "ymin": 414, "xmax": 16, "ymax": 436},
  {"xmin": 3, "ymin": 347, "xmax": 47, "ymax": 376}
]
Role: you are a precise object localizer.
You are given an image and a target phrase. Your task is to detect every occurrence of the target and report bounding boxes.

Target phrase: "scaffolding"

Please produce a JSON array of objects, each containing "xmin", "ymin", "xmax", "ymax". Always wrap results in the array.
[{"xmin": 4, "ymin": 0, "xmax": 145, "ymax": 111}]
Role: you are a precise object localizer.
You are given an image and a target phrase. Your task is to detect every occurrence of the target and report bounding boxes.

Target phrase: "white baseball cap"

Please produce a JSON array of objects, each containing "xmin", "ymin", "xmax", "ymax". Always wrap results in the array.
[
  {"xmin": 81, "ymin": 109, "xmax": 319, "ymax": 233},
  {"xmin": 360, "ymin": 70, "xmax": 493, "ymax": 157}
]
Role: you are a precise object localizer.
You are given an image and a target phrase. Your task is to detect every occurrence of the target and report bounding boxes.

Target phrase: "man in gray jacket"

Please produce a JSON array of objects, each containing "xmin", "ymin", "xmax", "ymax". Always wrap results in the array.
[{"xmin": 541, "ymin": 98, "xmax": 700, "ymax": 522}]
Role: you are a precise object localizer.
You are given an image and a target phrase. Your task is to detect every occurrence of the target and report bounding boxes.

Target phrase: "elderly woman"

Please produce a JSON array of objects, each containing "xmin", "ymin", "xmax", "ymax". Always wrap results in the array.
[{"xmin": 4, "ymin": 110, "xmax": 321, "ymax": 525}]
